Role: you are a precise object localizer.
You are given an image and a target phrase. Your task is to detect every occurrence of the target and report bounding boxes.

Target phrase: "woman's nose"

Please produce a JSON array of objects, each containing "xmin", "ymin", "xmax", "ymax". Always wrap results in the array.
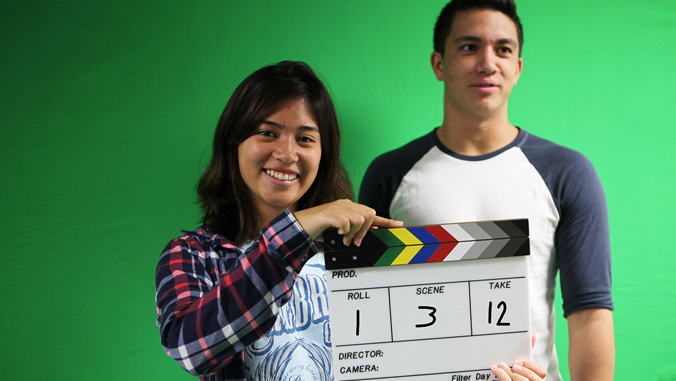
[{"xmin": 272, "ymin": 138, "xmax": 298, "ymax": 163}]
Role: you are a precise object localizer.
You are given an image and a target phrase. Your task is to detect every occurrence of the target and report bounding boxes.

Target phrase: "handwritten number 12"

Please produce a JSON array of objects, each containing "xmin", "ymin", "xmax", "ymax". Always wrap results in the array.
[{"xmin": 488, "ymin": 301, "xmax": 510, "ymax": 326}]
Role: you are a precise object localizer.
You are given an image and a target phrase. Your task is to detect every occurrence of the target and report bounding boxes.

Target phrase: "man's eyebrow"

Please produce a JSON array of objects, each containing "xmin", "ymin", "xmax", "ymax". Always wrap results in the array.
[
  {"xmin": 454, "ymin": 35, "xmax": 517, "ymax": 46},
  {"xmin": 496, "ymin": 38, "xmax": 518, "ymax": 46},
  {"xmin": 454, "ymin": 35, "xmax": 482, "ymax": 44},
  {"xmin": 262, "ymin": 120, "xmax": 319, "ymax": 131}
]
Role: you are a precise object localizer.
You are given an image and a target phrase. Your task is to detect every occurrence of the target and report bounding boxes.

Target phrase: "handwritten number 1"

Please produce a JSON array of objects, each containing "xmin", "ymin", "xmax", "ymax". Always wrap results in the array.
[{"xmin": 356, "ymin": 309, "xmax": 360, "ymax": 336}]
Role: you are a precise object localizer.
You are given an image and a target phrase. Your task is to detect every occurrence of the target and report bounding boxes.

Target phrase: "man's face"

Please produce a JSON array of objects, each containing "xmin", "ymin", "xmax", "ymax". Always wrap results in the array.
[{"xmin": 431, "ymin": 9, "xmax": 523, "ymax": 118}]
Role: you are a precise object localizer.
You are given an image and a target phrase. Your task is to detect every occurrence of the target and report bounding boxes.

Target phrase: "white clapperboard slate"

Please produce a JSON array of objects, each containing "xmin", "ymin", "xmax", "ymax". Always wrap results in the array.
[{"xmin": 323, "ymin": 219, "xmax": 531, "ymax": 381}]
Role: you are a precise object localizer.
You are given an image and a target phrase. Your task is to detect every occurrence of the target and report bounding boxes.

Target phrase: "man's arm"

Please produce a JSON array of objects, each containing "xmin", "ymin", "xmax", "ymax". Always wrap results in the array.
[
  {"xmin": 543, "ymin": 147, "xmax": 614, "ymax": 380},
  {"xmin": 567, "ymin": 308, "xmax": 615, "ymax": 381}
]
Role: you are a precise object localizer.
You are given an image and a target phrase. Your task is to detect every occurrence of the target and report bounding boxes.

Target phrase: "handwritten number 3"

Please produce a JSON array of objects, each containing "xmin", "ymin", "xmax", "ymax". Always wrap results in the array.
[{"xmin": 416, "ymin": 306, "xmax": 437, "ymax": 328}]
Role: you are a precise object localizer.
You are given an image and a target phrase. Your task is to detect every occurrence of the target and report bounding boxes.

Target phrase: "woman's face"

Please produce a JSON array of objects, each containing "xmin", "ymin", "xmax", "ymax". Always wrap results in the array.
[{"xmin": 238, "ymin": 97, "xmax": 322, "ymax": 220}]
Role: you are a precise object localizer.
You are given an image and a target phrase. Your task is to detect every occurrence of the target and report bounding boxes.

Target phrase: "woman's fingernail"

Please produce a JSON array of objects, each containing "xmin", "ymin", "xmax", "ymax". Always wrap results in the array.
[
  {"xmin": 499, "ymin": 363, "xmax": 510, "ymax": 371},
  {"xmin": 512, "ymin": 363, "xmax": 522, "ymax": 372}
]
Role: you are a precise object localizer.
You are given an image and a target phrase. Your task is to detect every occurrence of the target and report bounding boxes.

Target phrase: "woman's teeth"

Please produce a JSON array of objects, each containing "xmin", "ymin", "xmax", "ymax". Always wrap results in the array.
[{"xmin": 266, "ymin": 169, "xmax": 298, "ymax": 181}]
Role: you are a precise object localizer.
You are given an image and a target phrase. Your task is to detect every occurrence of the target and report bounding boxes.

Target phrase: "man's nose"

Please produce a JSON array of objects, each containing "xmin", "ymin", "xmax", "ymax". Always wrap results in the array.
[{"xmin": 477, "ymin": 48, "xmax": 497, "ymax": 74}]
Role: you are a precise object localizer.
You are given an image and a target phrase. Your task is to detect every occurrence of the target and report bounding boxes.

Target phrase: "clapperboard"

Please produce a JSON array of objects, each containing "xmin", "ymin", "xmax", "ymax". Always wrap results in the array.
[{"xmin": 323, "ymin": 219, "xmax": 532, "ymax": 381}]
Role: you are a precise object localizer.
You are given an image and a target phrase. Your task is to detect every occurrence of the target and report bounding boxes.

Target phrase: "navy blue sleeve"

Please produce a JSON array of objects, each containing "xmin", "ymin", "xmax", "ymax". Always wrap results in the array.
[
  {"xmin": 519, "ymin": 133, "xmax": 613, "ymax": 317},
  {"xmin": 359, "ymin": 131, "xmax": 436, "ymax": 219}
]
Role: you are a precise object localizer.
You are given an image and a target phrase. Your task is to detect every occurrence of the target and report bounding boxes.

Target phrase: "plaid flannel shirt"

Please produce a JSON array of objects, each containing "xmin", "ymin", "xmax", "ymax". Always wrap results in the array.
[{"xmin": 155, "ymin": 210, "xmax": 317, "ymax": 381}]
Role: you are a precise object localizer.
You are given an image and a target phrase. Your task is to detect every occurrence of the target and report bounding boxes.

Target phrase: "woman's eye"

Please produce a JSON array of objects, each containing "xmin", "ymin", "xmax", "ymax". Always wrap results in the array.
[
  {"xmin": 258, "ymin": 130, "xmax": 276, "ymax": 137},
  {"xmin": 298, "ymin": 136, "xmax": 315, "ymax": 143}
]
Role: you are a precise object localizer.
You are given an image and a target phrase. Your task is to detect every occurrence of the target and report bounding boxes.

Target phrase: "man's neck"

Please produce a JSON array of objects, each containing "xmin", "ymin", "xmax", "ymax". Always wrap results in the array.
[{"xmin": 437, "ymin": 105, "xmax": 518, "ymax": 156}]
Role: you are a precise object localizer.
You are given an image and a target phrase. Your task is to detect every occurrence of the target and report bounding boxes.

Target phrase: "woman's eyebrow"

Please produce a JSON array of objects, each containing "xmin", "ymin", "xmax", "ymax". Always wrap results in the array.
[
  {"xmin": 299, "ymin": 125, "xmax": 319, "ymax": 132},
  {"xmin": 262, "ymin": 120, "xmax": 318, "ymax": 131},
  {"xmin": 262, "ymin": 120, "xmax": 281, "ymax": 127}
]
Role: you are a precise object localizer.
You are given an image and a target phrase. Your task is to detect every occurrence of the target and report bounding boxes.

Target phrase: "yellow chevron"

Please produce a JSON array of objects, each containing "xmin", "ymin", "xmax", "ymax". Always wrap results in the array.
[
  {"xmin": 391, "ymin": 245, "xmax": 422, "ymax": 265},
  {"xmin": 390, "ymin": 228, "xmax": 423, "ymax": 245}
]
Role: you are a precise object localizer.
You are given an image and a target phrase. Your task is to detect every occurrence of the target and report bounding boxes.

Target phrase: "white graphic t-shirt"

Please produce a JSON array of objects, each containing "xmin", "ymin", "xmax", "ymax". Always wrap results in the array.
[{"xmin": 244, "ymin": 252, "xmax": 333, "ymax": 381}]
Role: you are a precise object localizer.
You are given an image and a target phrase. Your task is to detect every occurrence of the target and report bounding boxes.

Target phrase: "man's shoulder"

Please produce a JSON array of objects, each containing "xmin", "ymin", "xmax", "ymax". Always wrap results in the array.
[
  {"xmin": 518, "ymin": 130, "xmax": 604, "ymax": 205},
  {"xmin": 519, "ymin": 130, "xmax": 591, "ymax": 166},
  {"xmin": 368, "ymin": 129, "xmax": 437, "ymax": 171},
  {"xmin": 359, "ymin": 130, "xmax": 437, "ymax": 215}
]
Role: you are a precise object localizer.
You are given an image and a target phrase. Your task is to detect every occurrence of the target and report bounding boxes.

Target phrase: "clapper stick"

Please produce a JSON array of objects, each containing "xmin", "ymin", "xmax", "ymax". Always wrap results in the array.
[{"xmin": 324, "ymin": 219, "xmax": 530, "ymax": 269}]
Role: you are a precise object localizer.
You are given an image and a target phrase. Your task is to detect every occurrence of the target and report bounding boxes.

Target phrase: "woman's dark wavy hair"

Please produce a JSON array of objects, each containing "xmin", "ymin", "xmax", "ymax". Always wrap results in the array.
[{"xmin": 197, "ymin": 61, "xmax": 354, "ymax": 245}]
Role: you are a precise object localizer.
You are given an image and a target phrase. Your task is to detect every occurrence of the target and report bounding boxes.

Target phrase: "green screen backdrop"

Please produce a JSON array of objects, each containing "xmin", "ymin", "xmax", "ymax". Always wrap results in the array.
[{"xmin": 2, "ymin": 0, "xmax": 675, "ymax": 379}]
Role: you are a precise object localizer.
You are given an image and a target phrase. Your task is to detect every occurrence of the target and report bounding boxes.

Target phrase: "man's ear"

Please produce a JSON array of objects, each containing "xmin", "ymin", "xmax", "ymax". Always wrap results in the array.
[
  {"xmin": 514, "ymin": 57, "xmax": 523, "ymax": 85},
  {"xmin": 431, "ymin": 51, "xmax": 444, "ymax": 81}
]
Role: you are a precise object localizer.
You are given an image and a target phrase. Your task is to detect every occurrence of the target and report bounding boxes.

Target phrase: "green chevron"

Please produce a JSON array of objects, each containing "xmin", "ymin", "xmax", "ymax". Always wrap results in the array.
[
  {"xmin": 374, "ymin": 246, "xmax": 405, "ymax": 266},
  {"xmin": 371, "ymin": 229, "xmax": 404, "ymax": 247}
]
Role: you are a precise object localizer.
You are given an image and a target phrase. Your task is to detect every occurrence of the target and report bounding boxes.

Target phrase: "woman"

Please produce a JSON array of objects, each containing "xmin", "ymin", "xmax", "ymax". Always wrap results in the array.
[
  {"xmin": 155, "ymin": 61, "xmax": 546, "ymax": 381},
  {"xmin": 155, "ymin": 61, "xmax": 401, "ymax": 381}
]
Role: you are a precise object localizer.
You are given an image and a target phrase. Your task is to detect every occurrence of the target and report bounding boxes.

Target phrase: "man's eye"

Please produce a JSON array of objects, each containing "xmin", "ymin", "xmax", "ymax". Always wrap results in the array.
[
  {"xmin": 498, "ymin": 47, "xmax": 513, "ymax": 54},
  {"xmin": 461, "ymin": 44, "xmax": 476, "ymax": 52}
]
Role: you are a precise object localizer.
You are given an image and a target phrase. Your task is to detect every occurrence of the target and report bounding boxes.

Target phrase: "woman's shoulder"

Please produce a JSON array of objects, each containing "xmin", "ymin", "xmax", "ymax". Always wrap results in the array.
[{"xmin": 163, "ymin": 226, "xmax": 237, "ymax": 258}]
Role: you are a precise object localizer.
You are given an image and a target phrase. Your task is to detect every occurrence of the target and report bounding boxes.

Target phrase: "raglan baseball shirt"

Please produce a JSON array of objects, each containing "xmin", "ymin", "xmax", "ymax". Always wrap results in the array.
[{"xmin": 359, "ymin": 128, "xmax": 613, "ymax": 381}]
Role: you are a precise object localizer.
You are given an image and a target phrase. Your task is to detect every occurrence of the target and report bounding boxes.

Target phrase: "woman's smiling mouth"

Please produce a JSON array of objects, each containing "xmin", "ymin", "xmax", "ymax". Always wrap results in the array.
[{"xmin": 265, "ymin": 169, "xmax": 298, "ymax": 181}]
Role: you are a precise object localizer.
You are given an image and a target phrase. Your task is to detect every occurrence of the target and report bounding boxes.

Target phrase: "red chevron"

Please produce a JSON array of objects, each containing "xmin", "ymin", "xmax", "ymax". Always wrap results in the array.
[
  {"xmin": 427, "ymin": 242, "xmax": 459, "ymax": 263},
  {"xmin": 425, "ymin": 225, "xmax": 458, "ymax": 243}
]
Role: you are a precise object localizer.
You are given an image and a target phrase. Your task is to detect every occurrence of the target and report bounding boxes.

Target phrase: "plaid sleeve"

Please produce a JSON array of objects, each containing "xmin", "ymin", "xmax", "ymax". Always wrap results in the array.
[{"xmin": 155, "ymin": 210, "xmax": 318, "ymax": 378}]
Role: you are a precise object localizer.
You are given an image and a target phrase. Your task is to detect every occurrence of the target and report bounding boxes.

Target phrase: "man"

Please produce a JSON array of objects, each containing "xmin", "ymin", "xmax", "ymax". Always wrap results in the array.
[{"xmin": 358, "ymin": 1, "xmax": 615, "ymax": 380}]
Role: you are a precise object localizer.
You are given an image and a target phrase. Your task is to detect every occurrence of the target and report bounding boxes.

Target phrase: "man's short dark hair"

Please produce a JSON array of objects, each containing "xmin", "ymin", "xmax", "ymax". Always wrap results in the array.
[{"xmin": 433, "ymin": 0, "xmax": 524, "ymax": 57}]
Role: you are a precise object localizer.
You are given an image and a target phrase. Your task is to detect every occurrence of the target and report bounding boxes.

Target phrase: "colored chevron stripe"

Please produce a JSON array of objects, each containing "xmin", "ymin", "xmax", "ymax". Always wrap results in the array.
[
  {"xmin": 389, "ymin": 228, "xmax": 423, "ymax": 246},
  {"xmin": 323, "ymin": 219, "xmax": 529, "ymax": 270},
  {"xmin": 325, "ymin": 219, "xmax": 527, "ymax": 250}
]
